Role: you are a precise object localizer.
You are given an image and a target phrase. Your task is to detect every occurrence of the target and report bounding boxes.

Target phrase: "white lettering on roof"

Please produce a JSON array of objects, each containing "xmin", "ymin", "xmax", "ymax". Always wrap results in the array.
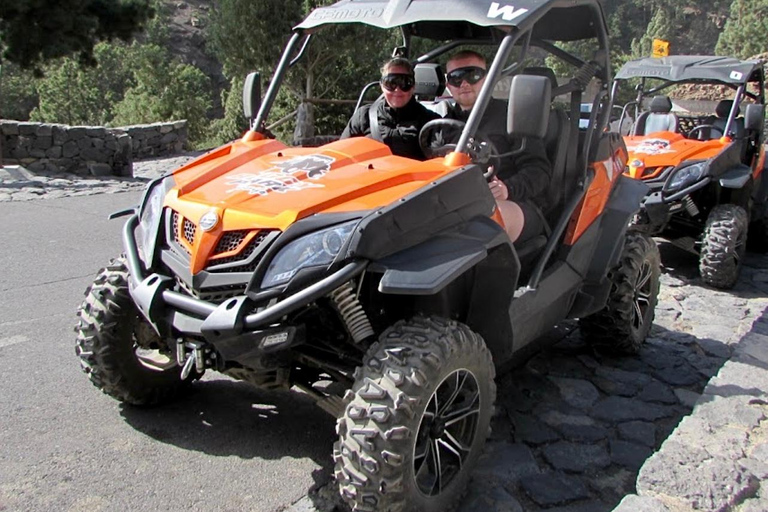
[{"xmin": 487, "ymin": 2, "xmax": 528, "ymax": 22}]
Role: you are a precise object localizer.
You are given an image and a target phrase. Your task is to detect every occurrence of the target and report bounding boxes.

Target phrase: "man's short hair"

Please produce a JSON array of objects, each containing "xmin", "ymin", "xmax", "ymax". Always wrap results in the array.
[
  {"xmin": 447, "ymin": 50, "xmax": 487, "ymax": 67},
  {"xmin": 381, "ymin": 57, "xmax": 414, "ymax": 76}
]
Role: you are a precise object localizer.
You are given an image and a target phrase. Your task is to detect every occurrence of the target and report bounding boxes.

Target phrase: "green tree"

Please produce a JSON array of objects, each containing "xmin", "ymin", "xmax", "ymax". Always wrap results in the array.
[
  {"xmin": 111, "ymin": 44, "xmax": 212, "ymax": 143},
  {"xmin": 716, "ymin": 0, "xmax": 768, "ymax": 58},
  {"xmin": 208, "ymin": 0, "xmax": 394, "ymax": 143},
  {"xmin": 31, "ymin": 43, "xmax": 132, "ymax": 125},
  {"xmin": 0, "ymin": 0, "xmax": 153, "ymax": 71},
  {"xmin": 0, "ymin": 63, "xmax": 38, "ymax": 120}
]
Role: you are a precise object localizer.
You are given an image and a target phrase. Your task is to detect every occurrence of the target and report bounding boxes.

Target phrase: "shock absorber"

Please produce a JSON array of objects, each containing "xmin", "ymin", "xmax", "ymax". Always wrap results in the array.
[
  {"xmin": 683, "ymin": 196, "xmax": 700, "ymax": 217},
  {"xmin": 329, "ymin": 280, "xmax": 374, "ymax": 344}
]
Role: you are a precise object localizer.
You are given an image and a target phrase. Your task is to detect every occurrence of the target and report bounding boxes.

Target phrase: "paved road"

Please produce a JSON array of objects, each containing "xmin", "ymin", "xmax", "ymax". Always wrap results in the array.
[{"xmin": 0, "ymin": 193, "xmax": 335, "ymax": 512}]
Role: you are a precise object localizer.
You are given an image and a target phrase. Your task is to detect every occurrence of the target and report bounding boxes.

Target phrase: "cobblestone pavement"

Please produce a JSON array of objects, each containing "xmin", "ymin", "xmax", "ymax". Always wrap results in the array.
[{"xmin": 4, "ymin": 157, "xmax": 768, "ymax": 511}]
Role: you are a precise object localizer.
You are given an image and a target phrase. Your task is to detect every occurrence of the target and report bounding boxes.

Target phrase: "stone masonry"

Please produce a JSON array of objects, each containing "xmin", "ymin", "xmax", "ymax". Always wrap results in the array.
[{"xmin": 0, "ymin": 120, "xmax": 187, "ymax": 178}]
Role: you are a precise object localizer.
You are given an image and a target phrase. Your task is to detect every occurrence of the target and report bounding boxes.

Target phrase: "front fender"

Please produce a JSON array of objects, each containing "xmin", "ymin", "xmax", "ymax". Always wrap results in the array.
[
  {"xmin": 719, "ymin": 164, "xmax": 752, "ymax": 189},
  {"xmin": 375, "ymin": 216, "xmax": 513, "ymax": 295}
]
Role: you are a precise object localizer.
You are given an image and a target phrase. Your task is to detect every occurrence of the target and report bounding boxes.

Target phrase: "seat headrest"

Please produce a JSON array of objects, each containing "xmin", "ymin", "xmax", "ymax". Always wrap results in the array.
[
  {"xmin": 715, "ymin": 99, "xmax": 739, "ymax": 118},
  {"xmin": 414, "ymin": 63, "xmax": 446, "ymax": 99},
  {"xmin": 521, "ymin": 67, "xmax": 558, "ymax": 89},
  {"xmin": 649, "ymin": 96, "xmax": 673, "ymax": 113}
]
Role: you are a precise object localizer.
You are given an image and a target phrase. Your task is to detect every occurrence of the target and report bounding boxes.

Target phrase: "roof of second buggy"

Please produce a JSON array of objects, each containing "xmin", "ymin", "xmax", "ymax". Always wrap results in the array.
[
  {"xmin": 295, "ymin": 0, "xmax": 606, "ymax": 42},
  {"xmin": 615, "ymin": 56, "xmax": 764, "ymax": 85}
]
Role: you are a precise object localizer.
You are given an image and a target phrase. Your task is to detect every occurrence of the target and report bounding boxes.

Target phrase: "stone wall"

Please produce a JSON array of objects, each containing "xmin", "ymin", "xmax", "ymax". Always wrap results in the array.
[{"xmin": 0, "ymin": 120, "xmax": 187, "ymax": 177}]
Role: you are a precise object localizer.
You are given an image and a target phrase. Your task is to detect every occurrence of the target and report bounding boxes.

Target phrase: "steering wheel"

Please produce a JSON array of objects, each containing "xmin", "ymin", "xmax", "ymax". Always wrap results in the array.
[
  {"xmin": 418, "ymin": 118, "xmax": 501, "ymax": 179},
  {"xmin": 687, "ymin": 124, "xmax": 722, "ymax": 140}
]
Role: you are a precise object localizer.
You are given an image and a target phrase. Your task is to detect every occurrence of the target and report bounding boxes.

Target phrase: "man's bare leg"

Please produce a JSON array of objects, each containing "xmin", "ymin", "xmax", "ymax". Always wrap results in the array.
[{"xmin": 496, "ymin": 200, "xmax": 525, "ymax": 242}]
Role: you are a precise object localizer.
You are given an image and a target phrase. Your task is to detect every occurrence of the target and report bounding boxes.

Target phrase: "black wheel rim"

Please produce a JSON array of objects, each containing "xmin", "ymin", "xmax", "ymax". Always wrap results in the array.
[
  {"xmin": 132, "ymin": 315, "xmax": 177, "ymax": 371},
  {"xmin": 413, "ymin": 369, "xmax": 481, "ymax": 497},
  {"xmin": 632, "ymin": 259, "xmax": 655, "ymax": 333}
]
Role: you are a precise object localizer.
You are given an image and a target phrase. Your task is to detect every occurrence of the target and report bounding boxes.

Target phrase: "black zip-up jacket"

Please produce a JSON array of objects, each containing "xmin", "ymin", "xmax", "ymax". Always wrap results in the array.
[
  {"xmin": 445, "ymin": 99, "xmax": 552, "ymax": 209},
  {"xmin": 341, "ymin": 97, "xmax": 440, "ymax": 160}
]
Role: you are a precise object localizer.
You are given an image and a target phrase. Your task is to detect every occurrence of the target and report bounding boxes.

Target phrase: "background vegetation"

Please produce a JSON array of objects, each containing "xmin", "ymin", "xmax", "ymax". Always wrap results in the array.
[{"xmin": 1, "ymin": 0, "xmax": 767, "ymax": 149}]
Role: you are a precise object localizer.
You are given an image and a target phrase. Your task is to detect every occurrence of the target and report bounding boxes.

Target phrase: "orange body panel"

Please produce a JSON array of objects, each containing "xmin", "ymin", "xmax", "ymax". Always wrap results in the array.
[
  {"xmin": 564, "ymin": 145, "xmax": 627, "ymax": 245},
  {"xmin": 623, "ymin": 132, "xmax": 729, "ymax": 179},
  {"xmin": 164, "ymin": 137, "xmax": 467, "ymax": 275}
]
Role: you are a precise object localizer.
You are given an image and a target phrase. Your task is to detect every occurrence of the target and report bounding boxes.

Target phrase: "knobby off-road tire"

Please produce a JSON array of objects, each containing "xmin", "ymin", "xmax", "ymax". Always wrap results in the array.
[
  {"xmin": 699, "ymin": 204, "xmax": 748, "ymax": 289},
  {"xmin": 334, "ymin": 317, "xmax": 496, "ymax": 512},
  {"xmin": 580, "ymin": 231, "xmax": 661, "ymax": 355},
  {"xmin": 75, "ymin": 257, "xmax": 190, "ymax": 406}
]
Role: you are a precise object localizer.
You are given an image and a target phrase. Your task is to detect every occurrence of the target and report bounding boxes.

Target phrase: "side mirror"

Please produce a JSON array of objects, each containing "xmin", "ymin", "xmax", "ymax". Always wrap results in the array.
[
  {"xmin": 745, "ymin": 103, "xmax": 764, "ymax": 132},
  {"xmin": 242, "ymin": 72, "xmax": 262, "ymax": 123},
  {"xmin": 507, "ymin": 75, "xmax": 551, "ymax": 139}
]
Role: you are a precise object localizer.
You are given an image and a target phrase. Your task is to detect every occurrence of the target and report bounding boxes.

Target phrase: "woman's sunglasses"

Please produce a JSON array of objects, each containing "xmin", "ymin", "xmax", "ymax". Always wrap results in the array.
[
  {"xmin": 446, "ymin": 66, "xmax": 487, "ymax": 87},
  {"xmin": 381, "ymin": 73, "xmax": 415, "ymax": 92}
]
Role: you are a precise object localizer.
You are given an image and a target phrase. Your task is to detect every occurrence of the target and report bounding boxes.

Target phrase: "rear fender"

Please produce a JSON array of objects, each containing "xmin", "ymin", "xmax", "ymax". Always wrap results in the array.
[{"xmin": 586, "ymin": 175, "xmax": 648, "ymax": 284}]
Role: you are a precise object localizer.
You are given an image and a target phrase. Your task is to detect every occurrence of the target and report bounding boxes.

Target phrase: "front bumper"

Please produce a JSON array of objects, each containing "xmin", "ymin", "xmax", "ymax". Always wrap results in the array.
[
  {"xmin": 123, "ymin": 214, "xmax": 367, "ymax": 354},
  {"xmin": 635, "ymin": 177, "xmax": 711, "ymax": 231}
]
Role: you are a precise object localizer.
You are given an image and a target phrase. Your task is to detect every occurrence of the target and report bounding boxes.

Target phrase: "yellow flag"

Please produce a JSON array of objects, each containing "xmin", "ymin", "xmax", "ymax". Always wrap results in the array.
[{"xmin": 652, "ymin": 39, "xmax": 670, "ymax": 58}]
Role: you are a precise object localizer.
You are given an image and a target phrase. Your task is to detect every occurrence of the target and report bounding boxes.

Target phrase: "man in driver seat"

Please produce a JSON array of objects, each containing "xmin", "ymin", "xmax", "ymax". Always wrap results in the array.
[
  {"xmin": 443, "ymin": 50, "xmax": 552, "ymax": 243},
  {"xmin": 340, "ymin": 58, "xmax": 440, "ymax": 159}
]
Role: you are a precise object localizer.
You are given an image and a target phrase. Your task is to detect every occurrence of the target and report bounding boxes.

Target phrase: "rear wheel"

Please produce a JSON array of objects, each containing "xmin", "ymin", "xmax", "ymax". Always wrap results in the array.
[
  {"xmin": 580, "ymin": 231, "xmax": 661, "ymax": 354},
  {"xmin": 699, "ymin": 204, "xmax": 748, "ymax": 289},
  {"xmin": 75, "ymin": 257, "xmax": 191, "ymax": 406},
  {"xmin": 334, "ymin": 316, "xmax": 495, "ymax": 512}
]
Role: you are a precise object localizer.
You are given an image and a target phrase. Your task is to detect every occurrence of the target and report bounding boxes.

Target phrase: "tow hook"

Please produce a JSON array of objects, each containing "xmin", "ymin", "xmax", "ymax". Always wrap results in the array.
[{"xmin": 176, "ymin": 339, "xmax": 212, "ymax": 380}]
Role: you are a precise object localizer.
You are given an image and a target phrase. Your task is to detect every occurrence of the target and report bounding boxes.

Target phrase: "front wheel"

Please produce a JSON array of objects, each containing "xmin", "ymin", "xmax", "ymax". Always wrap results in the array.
[
  {"xmin": 699, "ymin": 204, "xmax": 748, "ymax": 289},
  {"xmin": 579, "ymin": 231, "xmax": 661, "ymax": 354},
  {"xmin": 334, "ymin": 317, "xmax": 496, "ymax": 512},
  {"xmin": 75, "ymin": 257, "xmax": 192, "ymax": 406}
]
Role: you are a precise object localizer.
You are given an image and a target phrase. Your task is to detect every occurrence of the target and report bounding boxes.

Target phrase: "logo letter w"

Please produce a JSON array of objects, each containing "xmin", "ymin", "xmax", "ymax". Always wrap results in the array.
[{"xmin": 487, "ymin": 2, "xmax": 528, "ymax": 21}]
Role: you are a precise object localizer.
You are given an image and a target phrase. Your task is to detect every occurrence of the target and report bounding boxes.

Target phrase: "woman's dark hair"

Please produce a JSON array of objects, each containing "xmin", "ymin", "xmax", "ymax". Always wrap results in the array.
[{"xmin": 381, "ymin": 57, "xmax": 414, "ymax": 76}]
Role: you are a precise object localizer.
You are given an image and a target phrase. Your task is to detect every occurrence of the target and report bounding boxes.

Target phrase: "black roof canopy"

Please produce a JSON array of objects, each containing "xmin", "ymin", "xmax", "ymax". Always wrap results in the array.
[
  {"xmin": 615, "ymin": 56, "xmax": 764, "ymax": 85},
  {"xmin": 295, "ymin": 0, "xmax": 605, "ymax": 42}
]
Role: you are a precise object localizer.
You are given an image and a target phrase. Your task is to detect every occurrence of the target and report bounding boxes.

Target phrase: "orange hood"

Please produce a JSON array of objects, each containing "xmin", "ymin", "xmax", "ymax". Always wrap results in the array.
[
  {"xmin": 165, "ymin": 136, "xmax": 455, "ymax": 234},
  {"xmin": 623, "ymin": 132, "xmax": 729, "ymax": 180}
]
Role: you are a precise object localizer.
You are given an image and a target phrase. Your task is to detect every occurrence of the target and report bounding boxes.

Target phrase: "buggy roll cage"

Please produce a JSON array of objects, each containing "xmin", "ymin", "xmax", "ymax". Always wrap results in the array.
[
  {"xmin": 610, "ymin": 57, "xmax": 766, "ymax": 138},
  {"xmin": 249, "ymin": 0, "xmax": 613, "ymax": 163}
]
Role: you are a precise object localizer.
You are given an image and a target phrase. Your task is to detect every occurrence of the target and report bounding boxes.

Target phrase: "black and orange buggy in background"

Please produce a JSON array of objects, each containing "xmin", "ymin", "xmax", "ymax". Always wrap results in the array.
[
  {"xmin": 75, "ymin": 1, "xmax": 660, "ymax": 510},
  {"xmin": 612, "ymin": 56, "xmax": 767, "ymax": 289}
]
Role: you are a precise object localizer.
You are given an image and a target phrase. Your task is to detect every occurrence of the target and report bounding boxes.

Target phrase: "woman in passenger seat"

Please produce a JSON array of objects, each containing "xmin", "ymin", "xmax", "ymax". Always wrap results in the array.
[{"xmin": 340, "ymin": 58, "xmax": 440, "ymax": 159}]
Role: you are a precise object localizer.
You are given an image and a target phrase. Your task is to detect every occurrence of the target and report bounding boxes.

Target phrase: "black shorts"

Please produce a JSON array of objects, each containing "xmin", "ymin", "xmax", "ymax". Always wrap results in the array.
[{"xmin": 517, "ymin": 201, "xmax": 546, "ymax": 243}]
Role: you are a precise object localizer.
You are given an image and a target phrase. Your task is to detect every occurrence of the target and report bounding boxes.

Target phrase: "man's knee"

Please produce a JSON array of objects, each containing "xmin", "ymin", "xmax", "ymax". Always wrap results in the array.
[{"xmin": 496, "ymin": 200, "xmax": 525, "ymax": 242}]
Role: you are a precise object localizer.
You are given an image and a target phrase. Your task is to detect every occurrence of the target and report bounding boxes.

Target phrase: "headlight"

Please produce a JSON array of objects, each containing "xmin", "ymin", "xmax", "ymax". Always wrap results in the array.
[
  {"xmin": 261, "ymin": 220, "xmax": 358, "ymax": 288},
  {"xmin": 667, "ymin": 162, "xmax": 707, "ymax": 191},
  {"xmin": 136, "ymin": 180, "xmax": 167, "ymax": 268}
]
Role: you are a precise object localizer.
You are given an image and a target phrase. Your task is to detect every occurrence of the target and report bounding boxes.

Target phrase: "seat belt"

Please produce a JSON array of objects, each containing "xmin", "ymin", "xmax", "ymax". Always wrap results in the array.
[{"xmin": 368, "ymin": 99, "xmax": 383, "ymax": 142}]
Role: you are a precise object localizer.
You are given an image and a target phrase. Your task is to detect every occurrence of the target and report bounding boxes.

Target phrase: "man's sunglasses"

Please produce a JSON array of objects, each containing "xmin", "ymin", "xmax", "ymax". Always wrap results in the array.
[
  {"xmin": 446, "ymin": 66, "xmax": 487, "ymax": 87},
  {"xmin": 381, "ymin": 73, "xmax": 415, "ymax": 92}
]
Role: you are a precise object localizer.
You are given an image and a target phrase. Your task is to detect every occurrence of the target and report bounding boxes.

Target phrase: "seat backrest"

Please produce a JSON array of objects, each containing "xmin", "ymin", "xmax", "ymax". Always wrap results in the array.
[
  {"xmin": 521, "ymin": 67, "xmax": 569, "ymax": 222},
  {"xmin": 543, "ymin": 107, "xmax": 571, "ymax": 224},
  {"xmin": 712, "ymin": 99, "xmax": 744, "ymax": 138},
  {"xmin": 413, "ymin": 63, "xmax": 445, "ymax": 100},
  {"xmin": 633, "ymin": 96, "xmax": 678, "ymax": 135}
]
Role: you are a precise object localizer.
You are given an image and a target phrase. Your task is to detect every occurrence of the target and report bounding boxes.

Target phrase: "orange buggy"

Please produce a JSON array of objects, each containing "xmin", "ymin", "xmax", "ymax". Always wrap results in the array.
[
  {"xmin": 76, "ymin": 1, "xmax": 660, "ymax": 510},
  {"xmin": 613, "ymin": 56, "xmax": 766, "ymax": 288}
]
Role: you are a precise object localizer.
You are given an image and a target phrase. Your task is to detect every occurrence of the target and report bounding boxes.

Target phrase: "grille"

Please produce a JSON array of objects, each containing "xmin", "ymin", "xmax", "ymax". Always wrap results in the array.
[
  {"xmin": 214, "ymin": 230, "xmax": 247, "ymax": 254},
  {"xmin": 183, "ymin": 218, "xmax": 195, "ymax": 244},
  {"xmin": 209, "ymin": 230, "xmax": 275, "ymax": 271},
  {"xmin": 176, "ymin": 277, "xmax": 244, "ymax": 304},
  {"xmin": 172, "ymin": 211, "xmax": 196, "ymax": 248}
]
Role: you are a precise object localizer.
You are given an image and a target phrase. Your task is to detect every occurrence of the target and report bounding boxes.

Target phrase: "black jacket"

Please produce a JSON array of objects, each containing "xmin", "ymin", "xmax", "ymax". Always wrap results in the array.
[
  {"xmin": 445, "ymin": 99, "xmax": 552, "ymax": 208},
  {"xmin": 341, "ymin": 97, "xmax": 440, "ymax": 160}
]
